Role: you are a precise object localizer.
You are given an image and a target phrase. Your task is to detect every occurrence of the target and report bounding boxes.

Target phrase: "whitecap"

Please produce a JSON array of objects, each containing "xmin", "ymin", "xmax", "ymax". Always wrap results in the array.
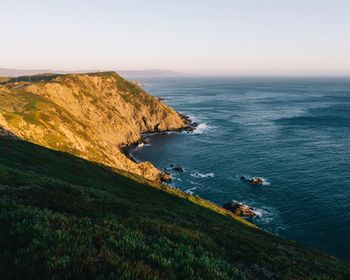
[{"xmin": 190, "ymin": 172, "xmax": 215, "ymax": 179}]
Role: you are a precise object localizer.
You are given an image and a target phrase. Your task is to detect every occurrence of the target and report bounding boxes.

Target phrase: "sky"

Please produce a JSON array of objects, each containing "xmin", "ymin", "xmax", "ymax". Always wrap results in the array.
[{"xmin": 1, "ymin": 0, "xmax": 350, "ymax": 75}]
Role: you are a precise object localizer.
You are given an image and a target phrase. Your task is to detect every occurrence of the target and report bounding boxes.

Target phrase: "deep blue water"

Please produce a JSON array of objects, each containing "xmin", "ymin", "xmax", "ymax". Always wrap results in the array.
[{"xmin": 130, "ymin": 77, "xmax": 350, "ymax": 259}]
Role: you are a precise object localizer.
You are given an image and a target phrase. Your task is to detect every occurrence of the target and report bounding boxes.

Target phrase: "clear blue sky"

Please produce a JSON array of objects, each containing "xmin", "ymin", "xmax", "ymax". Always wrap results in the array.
[{"xmin": 1, "ymin": 0, "xmax": 350, "ymax": 75}]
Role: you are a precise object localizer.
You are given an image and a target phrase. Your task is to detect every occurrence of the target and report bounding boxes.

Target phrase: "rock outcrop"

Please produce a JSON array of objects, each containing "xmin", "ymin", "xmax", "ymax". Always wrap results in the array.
[
  {"xmin": 223, "ymin": 200, "xmax": 256, "ymax": 217},
  {"xmin": 0, "ymin": 72, "xmax": 188, "ymax": 182},
  {"xmin": 170, "ymin": 164, "xmax": 184, "ymax": 172}
]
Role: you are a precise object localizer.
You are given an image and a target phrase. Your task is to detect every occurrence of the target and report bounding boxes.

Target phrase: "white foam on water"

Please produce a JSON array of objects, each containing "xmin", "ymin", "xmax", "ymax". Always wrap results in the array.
[
  {"xmin": 190, "ymin": 172, "xmax": 215, "ymax": 179},
  {"xmin": 136, "ymin": 143, "xmax": 151, "ymax": 149},
  {"xmin": 252, "ymin": 208, "xmax": 268, "ymax": 218},
  {"xmin": 192, "ymin": 123, "xmax": 210, "ymax": 134},
  {"xmin": 261, "ymin": 178, "xmax": 270, "ymax": 186},
  {"xmin": 186, "ymin": 114, "xmax": 199, "ymax": 123},
  {"xmin": 254, "ymin": 177, "xmax": 271, "ymax": 186},
  {"xmin": 250, "ymin": 206, "xmax": 276, "ymax": 224},
  {"xmin": 184, "ymin": 113, "xmax": 214, "ymax": 135},
  {"xmin": 189, "ymin": 180, "xmax": 200, "ymax": 185},
  {"xmin": 164, "ymin": 131, "xmax": 178, "ymax": 135},
  {"xmin": 185, "ymin": 187, "xmax": 197, "ymax": 195}
]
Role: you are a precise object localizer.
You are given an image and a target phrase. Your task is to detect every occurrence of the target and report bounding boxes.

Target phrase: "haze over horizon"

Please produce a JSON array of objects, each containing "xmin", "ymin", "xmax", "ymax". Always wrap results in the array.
[{"xmin": 1, "ymin": 0, "xmax": 350, "ymax": 76}]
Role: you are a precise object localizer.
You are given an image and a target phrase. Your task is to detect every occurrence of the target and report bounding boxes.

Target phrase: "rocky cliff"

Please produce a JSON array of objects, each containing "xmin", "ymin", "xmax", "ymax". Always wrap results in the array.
[{"xmin": 0, "ymin": 72, "xmax": 187, "ymax": 182}]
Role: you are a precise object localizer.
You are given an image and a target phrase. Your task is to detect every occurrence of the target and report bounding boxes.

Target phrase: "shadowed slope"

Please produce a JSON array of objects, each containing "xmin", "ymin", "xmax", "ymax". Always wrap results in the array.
[{"xmin": 0, "ymin": 135, "xmax": 349, "ymax": 279}]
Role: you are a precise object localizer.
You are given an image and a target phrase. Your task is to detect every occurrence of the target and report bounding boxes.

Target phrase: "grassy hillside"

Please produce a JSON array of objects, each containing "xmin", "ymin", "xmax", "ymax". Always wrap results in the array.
[
  {"xmin": 0, "ymin": 76, "xmax": 11, "ymax": 83},
  {"xmin": 1, "ymin": 134, "xmax": 349, "ymax": 279}
]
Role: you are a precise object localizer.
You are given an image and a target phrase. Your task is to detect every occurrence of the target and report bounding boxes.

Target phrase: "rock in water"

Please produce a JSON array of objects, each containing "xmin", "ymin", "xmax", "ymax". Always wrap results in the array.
[
  {"xmin": 223, "ymin": 200, "xmax": 256, "ymax": 217},
  {"xmin": 184, "ymin": 125, "xmax": 194, "ymax": 132},
  {"xmin": 191, "ymin": 122, "xmax": 199, "ymax": 128},
  {"xmin": 160, "ymin": 171, "xmax": 172, "ymax": 182},
  {"xmin": 171, "ymin": 164, "xmax": 184, "ymax": 172}
]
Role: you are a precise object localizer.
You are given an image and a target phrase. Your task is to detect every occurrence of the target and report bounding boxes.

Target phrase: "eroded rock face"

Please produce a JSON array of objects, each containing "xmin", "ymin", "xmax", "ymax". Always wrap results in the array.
[
  {"xmin": 0, "ymin": 72, "xmax": 187, "ymax": 182},
  {"xmin": 223, "ymin": 200, "xmax": 256, "ymax": 217},
  {"xmin": 160, "ymin": 171, "xmax": 172, "ymax": 182}
]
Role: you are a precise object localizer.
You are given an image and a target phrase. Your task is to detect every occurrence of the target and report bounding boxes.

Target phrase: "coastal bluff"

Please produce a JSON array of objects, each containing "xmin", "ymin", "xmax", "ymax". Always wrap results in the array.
[
  {"xmin": 1, "ymin": 72, "xmax": 349, "ymax": 279},
  {"xmin": 0, "ymin": 72, "xmax": 187, "ymax": 182}
]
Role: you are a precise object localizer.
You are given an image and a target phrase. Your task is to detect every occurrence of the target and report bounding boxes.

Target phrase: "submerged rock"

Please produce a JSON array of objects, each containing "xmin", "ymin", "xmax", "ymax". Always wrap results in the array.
[
  {"xmin": 191, "ymin": 122, "xmax": 199, "ymax": 128},
  {"xmin": 183, "ymin": 125, "xmax": 194, "ymax": 132},
  {"xmin": 157, "ymin": 96, "xmax": 169, "ymax": 101},
  {"xmin": 170, "ymin": 164, "xmax": 184, "ymax": 172},
  {"xmin": 223, "ymin": 200, "xmax": 256, "ymax": 217},
  {"xmin": 173, "ymin": 166, "xmax": 184, "ymax": 172}
]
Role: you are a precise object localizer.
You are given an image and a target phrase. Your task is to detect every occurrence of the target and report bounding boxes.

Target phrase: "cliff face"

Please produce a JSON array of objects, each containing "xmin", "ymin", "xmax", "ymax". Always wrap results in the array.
[{"xmin": 0, "ymin": 72, "xmax": 186, "ymax": 181}]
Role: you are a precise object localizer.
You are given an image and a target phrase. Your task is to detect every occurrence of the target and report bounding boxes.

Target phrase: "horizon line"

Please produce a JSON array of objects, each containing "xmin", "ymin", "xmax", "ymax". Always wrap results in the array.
[{"xmin": 1, "ymin": 66, "xmax": 350, "ymax": 78}]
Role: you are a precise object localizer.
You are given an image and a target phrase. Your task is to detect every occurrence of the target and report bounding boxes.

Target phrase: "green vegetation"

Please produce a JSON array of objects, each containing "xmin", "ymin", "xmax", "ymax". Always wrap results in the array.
[
  {"xmin": 1, "ymin": 135, "xmax": 349, "ymax": 279},
  {"xmin": 3, "ymin": 73, "xmax": 61, "ymax": 84},
  {"xmin": 0, "ymin": 71, "xmax": 349, "ymax": 279}
]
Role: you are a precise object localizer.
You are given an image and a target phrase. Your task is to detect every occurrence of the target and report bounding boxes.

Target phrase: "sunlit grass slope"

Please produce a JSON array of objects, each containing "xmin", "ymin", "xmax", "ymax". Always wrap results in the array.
[{"xmin": 0, "ymin": 135, "xmax": 349, "ymax": 279}]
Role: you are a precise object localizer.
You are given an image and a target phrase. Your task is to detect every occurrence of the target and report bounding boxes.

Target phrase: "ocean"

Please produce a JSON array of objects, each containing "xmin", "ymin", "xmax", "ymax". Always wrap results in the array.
[{"xmin": 129, "ymin": 76, "xmax": 350, "ymax": 259}]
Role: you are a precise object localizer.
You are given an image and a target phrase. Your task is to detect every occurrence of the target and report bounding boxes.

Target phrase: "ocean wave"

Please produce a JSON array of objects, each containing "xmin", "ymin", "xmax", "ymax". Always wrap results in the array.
[
  {"xmin": 184, "ymin": 113, "xmax": 213, "ymax": 134},
  {"xmin": 192, "ymin": 123, "xmax": 210, "ymax": 134},
  {"xmin": 190, "ymin": 172, "xmax": 215, "ymax": 179},
  {"xmin": 186, "ymin": 114, "xmax": 199, "ymax": 122}
]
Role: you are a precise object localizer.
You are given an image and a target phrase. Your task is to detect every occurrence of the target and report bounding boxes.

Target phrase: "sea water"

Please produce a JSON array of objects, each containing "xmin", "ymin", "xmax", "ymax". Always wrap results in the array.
[{"xmin": 129, "ymin": 76, "xmax": 350, "ymax": 259}]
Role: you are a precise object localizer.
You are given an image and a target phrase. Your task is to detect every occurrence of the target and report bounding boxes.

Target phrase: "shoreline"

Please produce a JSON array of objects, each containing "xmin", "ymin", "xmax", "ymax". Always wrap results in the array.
[
  {"xmin": 120, "ymin": 113, "xmax": 198, "ymax": 182},
  {"xmin": 120, "ymin": 115, "xmax": 262, "ymax": 221},
  {"xmin": 120, "ymin": 119, "xmax": 260, "ymax": 221}
]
